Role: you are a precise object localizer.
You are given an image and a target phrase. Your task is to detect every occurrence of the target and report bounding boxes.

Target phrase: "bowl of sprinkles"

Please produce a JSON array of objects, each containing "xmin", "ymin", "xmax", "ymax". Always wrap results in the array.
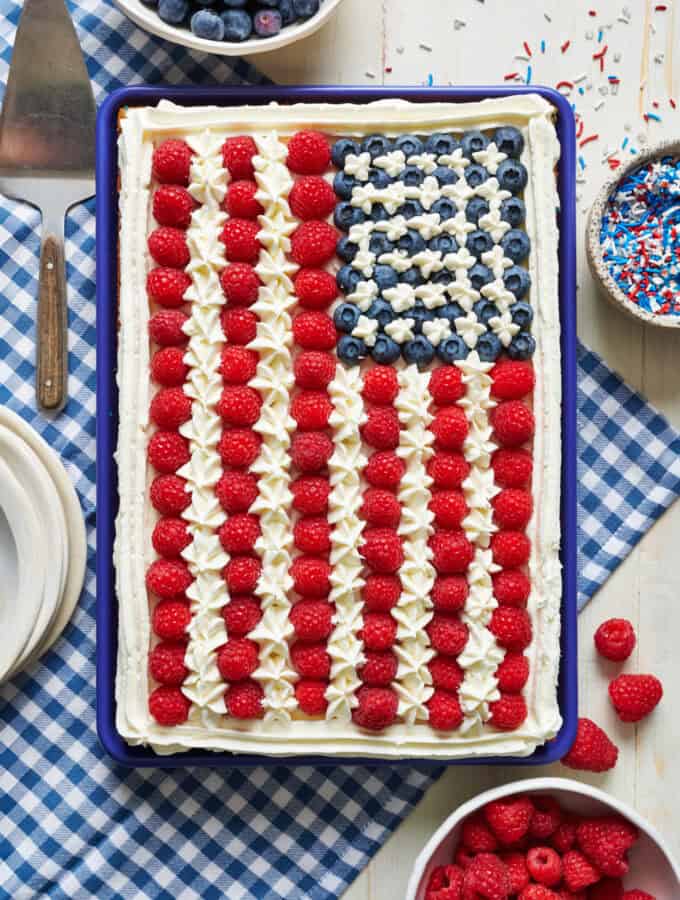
[{"xmin": 587, "ymin": 141, "xmax": 680, "ymax": 326}]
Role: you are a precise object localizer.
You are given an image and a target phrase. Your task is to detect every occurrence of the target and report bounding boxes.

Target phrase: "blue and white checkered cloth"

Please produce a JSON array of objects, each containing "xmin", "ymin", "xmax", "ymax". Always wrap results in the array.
[{"xmin": 2, "ymin": 2, "xmax": 680, "ymax": 897}]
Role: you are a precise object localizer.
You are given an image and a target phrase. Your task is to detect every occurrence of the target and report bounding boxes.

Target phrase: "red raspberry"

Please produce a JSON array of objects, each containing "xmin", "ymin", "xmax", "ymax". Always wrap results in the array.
[
  {"xmin": 462, "ymin": 853, "xmax": 511, "ymax": 900},
  {"xmin": 289, "ymin": 175, "xmax": 337, "ymax": 220},
  {"xmin": 360, "ymin": 527, "xmax": 404, "ymax": 574},
  {"xmin": 576, "ymin": 816, "xmax": 639, "ymax": 879},
  {"xmin": 218, "ymin": 428, "xmax": 261, "ymax": 468},
  {"xmin": 352, "ymin": 685, "xmax": 398, "ymax": 730},
  {"xmin": 220, "ymin": 263, "xmax": 261, "ymax": 306},
  {"xmin": 291, "ymin": 390, "xmax": 332, "ymax": 430},
  {"xmin": 149, "ymin": 685, "xmax": 190, "ymax": 726},
  {"xmin": 360, "ymin": 488, "xmax": 401, "ymax": 528},
  {"xmin": 429, "ymin": 657, "xmax": 464, "ymax": 692},
  {"xmin": 527, "ymin": 847, "xmax": 562, "ymax": 888},
  {"xmin": 295, "ymin": 680, "xmax": 328, "ymax": 716},
  {"xmin": 149, "ymin": 310, "xmax": 189, "ymax": 346},
  {"xmin": 518, "ymin": 888, "xmax": 559, "ymax": 900},
  {"xmin": 287, "ymin": 130, "xmax": 331, "ymax": 175},
  {"xmin": 359, "ymin": 650, "xmax": 397, "ymax": 686},
  {"xmin": 461, "ymin": 814, "xmax": 499, "ymax": 853},
  {"xmin": 430, "ymin": 531, "xmax": 474, "ymax": 575},
  {"xmin": 221, "ymin": 218, "xmax": 261, "ymax": 264},
  {"xmin": 217, "ymin": 638, "xmax": 259, "ymax": 681},
  {"xmin": 492, "ymin": 489, "xmax": 532, "ymax": 530},
  {"xmin": 429, "ymin": 491, "xmax": 468, "ymax": 530},
  {"xmin": 146, "ymin": 559, "xmax": 192, "ymax": 598},
  {"xmin": 530, "ymin": 796, "xmax": 563, "ymax": 840},
  {"xmin": 294, "ymin": 268, "xmax": 338, "ymax": 309},
  {"xmin": 491, "ymin": 531, "xmax": 531, "ymax": 568},
  {"xmin": 148, "ymin": 431, "xmax": 190, "ymax": 473},
  {"xmin": 149, "ymin": 641, "xmax": 188, "ymax": 686},
  {"xmin": 152, "ymin": 599, "xmax": 191, "ymax": 640},
  {"xmin": 220, "ymin": 346, "xmax": 258, "ymax": 385},
  {"xmin": 290, "ymin": 221, "xmax": 339, "ymax": 267},
  {"xmin": 221, "ymin": 307, "xmax": 258, "ymax": 345},
  {"xmin": 492, "ymin": 448, "xmax": 533, "ymax": 488},
  {"xmin": 218, "ymin": 385, "xmax": 262, "ymax": 427},
  {"xmin": 224, "ymin": 556, "xmax": 261, "ymax": 594},
  {"xmin": 491, "ymin": 360, "xmax": 535, "ymax": 400},
  {"xmin": 216, "ymin": 471, "xmax": 258, "ymax": 513},
  {"xmin": 594, "ymin": 618, "xmax": 636, "ymax": 662},
  {"xmin": 431, "ymin": 406, "xmax": 469, "ymax": 451},
  {"xmin": 362, "ymin": 574, "xmax": 401, "ymax": 612},
  {"xmin": 290, "ymin": 558, "xmax": 332, "ymax": 597},
  {"xmin": 148, "ymin": 227, "xmax": 190, "ymax": 268},
  {"xmin": 490, "ymin": 693, "xmax": 528, "ymax": 730},
  {"xmin": 150, "ymin": 387, "xmax": 192, "ymax": 429},
  {"xmin": 493, "ymin": 569, "xmax": 530, "ymax": 607},
  {"xmin": 455, "ymin": 846, "xmax": 476, "ymax": 870},
  {"xmin": 292, "ymin": 311, "xmax": 337, "ymax": 350},
  {"xmin": 222, "ymin": 136, "xmax": 257, "ymax": 179},
  {"xmin": 562, "ymin": 851, "xmax": 601, "ymax": 893},
  {"xmin": 294, "ymin": 516, "xmax": 332, "ymax": 554},
  {"xmin": 551, "ymin": 817, "xmax": 578, "ymax": 854},
  {"xmin": 153, "ymin": 185, "xmax": 195, "ymax": 228},
  {"xmin": 291, "ymin": 432, "xmax": 333, "ymax": 472},
  {"xmin": 365, "ymin": 451, "xmax": 405, "ymax": 489},
  {"xmin": 290, "ymin": 476, "xmax": 331, "ymax": 514},
  {"xmin": 290, "ymin": 598, "xmax": 333, "ymax": 639},
  {"xmin": 427, "ymin": 691, "xmax": 463, "ymax": 731},
  {"xmin": 484, "ymin": 795, "xmax": 534, "ymax": 845},
  {"xmin": 590, "ymin": 879, "xmax": 625, "ymax": 900},
  {"xmin": 500, "ymin": 852, "xmax": 530, "ymax": 895},
  {"xmin": 152, "ymin": 517, "xmax": 191, "ymax": 558},
  {"xmin": 150, "ymin": 474, "xmax": 190, "ymax": 516},
  {"xmin": 225, "ymin": 180, "xmax": 264, "ymax": 219},
  {"xmin": 432, "ymin": 576, "xmax": 468, "ymax": 612},
  {"xmin": 362, "ymin": 366, "xmax": 399, "ymax": 405},
  {"xmin": 609, "ymin": 674, "xmax": 663, "ymax": 723},
  {"xmin": 147, "ymin": 267, "xmax": 192, "ymax": 308},
  {"xmin": 293, "ymin": 351, "xmax": 336, "ymax": 389},
  {"xmin": 361, "ymin": 407, "xmax": 401, "ymax": 450},
  {"xmin": 219, "ymin": 513, "xmax": 261, "ymax": 554},
  {"xmin": 426, "ymin": 865, "xmax": 465, "ymax": 898},
  {"xmin": 361, "ymin": 612, "xmax": 397, "ymax": 651},
  {"xmin": 492, "ymin": 401, "xmax": 535, "ymax": 447},
  {"xmin": 290, "ymin": 641, "xmax": 331, "ymax": 679},
  {"xmin": 427, "ymin": 615, "xmax": 469, "ymax": 656},
  {"xmin": 622, "ymin": 893, "xmax": 654, "ymax": 900},
  {"xmin": 428, "ymin": 452, "xmax": 470, "ymax": 489},
  {"xmin": 222, "ymin": 596, "xmax": 262, "ymax": 637},
  {"xmin": 429, "ymin": 366, "xmax": 465, "ymax": 406},
  {"xmin": 152, "ymin": 139, "xmax": 192, "ymax": 186},
  {"xmin": 225, "ymin": 680, "xmax": 264, "ymax": 719},
  {"xmin": 490, "ymin": 607, "xmax": 532, "ymax": 651},
  {"xmin": 151, "ymin": 347, "xmax": 189, "ymax": 387},
  {"xmin": 562, "ymin": 718, "xmax": 619, "ymax": 773},
  {"xmin": 495, "ymin": 652, "xmax": 529, "ymax": 692}
]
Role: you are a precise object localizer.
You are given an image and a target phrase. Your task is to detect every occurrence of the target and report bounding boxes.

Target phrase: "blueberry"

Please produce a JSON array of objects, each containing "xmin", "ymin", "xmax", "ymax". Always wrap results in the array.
[
  {"xmin": 476, "ymin": 332, "xmax": 503, "ymax": 362},
  {"xmin": 425, "ymin": 133, "xmax": 457, "ymax": 156},
  {"xmin": 466, "ymin": 229, "xmax": 494, "ymax": 259},
  {"xmin": 279, "ymin": 0, "xmax": 295, "ymax": 24},
  {"xmin": 431, "ymin": 198, "xmax": 456, "ymax": 221},
  {"xmin": 500, "ymin": 197, "xmax": 526, "ymax": 227},
  {"xmin": 398, "ymin": 199, "xmax": 424, "ymax": 219},
  {"xmin": 400, "ymin": 165, "xmax": 425, "ymax": 188},
  {"xmin": 337, "ymin": 335, "xmax": 366, "ymax": 365},
  {"xmin": 333, "ymin": 171, "xmax": 357, "ymax": 201},
  {"xmin": 510, "ymin": 301, "xmax": 533, "ymax": 330},
  {"xmin": 293, "ymin": 0, "xmax": 320, "ymax": 18},
  {"xmin": 504, "ymin": 265, "xmax": 531, "ymax": 299},
  {"xmin": 159, "ymin": 0, "xmax": 189, "ymax": 23},
  {"xmin": 371, "ymin": 334, "xmax": 401, "ymax": 364},
  {"xmin": 253, "ymin": 8, "xmax": 282, "ymax": 35},
  {"xmin": 501, "ymin": 229, "xmax": 531, "ymax": 263},
  {"xmin": 337, "ymin": 236, "xmax": 358, "ymax": 263},
  {"xmin": 507, "ymin": 332, "xmax": 536, "ymax": 360},
  {"xmin": 497, "ymin": 159, "xmax": 528, "ymax": 194},
  {"xmin": 472, "ymin": 299, "xmax": 498, "ymax": 326},
  {"xmin": 409, "ymin": 301, "xmax": 435, "ymax": 334},
  {"xmin": 334, "ymin": 302, "xmax": 361, "ymax": 333},
  {"xmin": 361, "ymin": 134, "xmax": 392, "ymax": 159},
  {"xmin": 437, "ymin": 335, "xmax": 469, "ymax": 363},
  {"xmin": 221, "ymin": 9, "xmax": 252, "ymax": 40},
  {"xmin": 373, "ymin": 265, "xmax": 399, "ymax": 292},
  {"xmin": 369, "ymin": 233, "xmax": 394, "ymax": 256},
  {"xmin": 403, "ymin": 335, "xmax": 435, "ymax": 368},
  {"xmin": 399, "ymin": 268, "xmax": 424, "ymax": 288},
  {"xmin": 194, "ymin": 0, "xmax": 217, "ymax": 7},
  {"xmin": 439, "ymin": 302, "xmax": 464, "ymax": 324},
  {"xmin": 256, "ymin": 1, "xmax": 282, "ymax": 6},
  {"xmin": 429, "ymin": 234, "xmax": 458, "ymax": 255},
  {"xmin": 494, "ymin": 126, "xmax": 524, "ymax": 159},
  {"xmin": 395, "ymin": 134, "xmax": 425, "ymax": 157},
  {"xmin": 432, "ymin": 166, "xmax": 457, "ymax": 186},
  {"xmin": 461, "ymin": 129, "xmax": 489, "ymax": 159},
  {"xmin": 368, "ymin": 168, "xmax": 391, "ymax": 189},
  {"xmin": 336, "ymin": 265, "xmax": 362, "ymax": 295},
  {"xmin": 334, "ymin": 202, "xmax": 365, "ymax": 232},
  {"xmin": 466, "ymin": 196, "xmax": 490, "ymax": 225},
  {"xmin": 431, "ymin": 270, "xmax": 453, "ymax": 285},
  {"xmin": 367, "ymin": 298, "xmax": 395, "ymax": 329},
  {"xmin": 332, "ymin": 138, "xmax": 360, "ymax": 169},
  {"xmin": 468, "ymin": 263, "xmax": 494, "ymax": 291},
  {"xmin": 398, "ymin": 229, "xmax": 426, "ymax": 255},
  {"xmin": 465, "ymin": 164, "xmax": 489, "ymax": 189},
  {"xmin": 369, "ymin": 203, "xmax": 389, "ymax": 223},
  {"xmin": 190, "ymin": 8, "xmax": 224, "ymax": 38},
  {"xmin": 223, "ymin": 0, "xmax": 247, "ymax": 5}
]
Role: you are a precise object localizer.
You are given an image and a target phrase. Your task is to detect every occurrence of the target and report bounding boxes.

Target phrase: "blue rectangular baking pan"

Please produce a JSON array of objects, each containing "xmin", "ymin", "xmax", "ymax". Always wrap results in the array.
[{"xmin": 96, "ymin": 84, "xmax": 577, "ymax": 768}]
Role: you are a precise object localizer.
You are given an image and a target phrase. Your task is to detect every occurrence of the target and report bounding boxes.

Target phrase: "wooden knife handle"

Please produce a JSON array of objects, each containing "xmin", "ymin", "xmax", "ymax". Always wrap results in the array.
[{"xmin": 36, "ymin": 233, "xmax": 68, "ymax": 412}]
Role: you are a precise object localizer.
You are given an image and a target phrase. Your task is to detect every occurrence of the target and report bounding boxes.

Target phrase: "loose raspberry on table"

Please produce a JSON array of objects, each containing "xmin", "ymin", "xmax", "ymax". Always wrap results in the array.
[
  {"xmin": 427, "ymin": 615, "xmax": 469, "ymax": 656},
  {"xmin": 427, "ymin": 691, "xmax": 463, "ymax": 731},
  {"xmin": 500, "ymin": 852, "xmax": 529, "ymax": 895},
  {"xmin": 562, "ymin": 717, "xmax": 619, "ymax": 773},
  {"xmin": 594, "ymin": 618, "xmax": 636, "ymax": 662},
  {"xmin": 430, "ymin": 491, "xmax": 468, "ymax": 530},
  {"xmin": 291, "ymin": 641, "xmax": 331, "ymax": 679},
  {"xmin": 527, "ymin": 847, "xmax": 562, "ymax": 887},
  {"xmin": 429, "ymin": 656, "xmax": 464, "ymax": 692},
  {"xmin": 292, "ymin": 311, "xmax": 338, "ymax": 350},
  {"xmin": 294, "ymin": 268, "xmax": 339, "ymax": 309},
  {"xmin": 149, "ymin": 310, "xmax": 189, "ymax": 346},
  {"xmin": 289, "ymin": 175, "xmax": 337, "ymax": 220},
  {"xmin": 362, "ymin": 574, "xmax": 402, "ymax": 612},
  {"xmin": 461, "ymin": 814, "xmax": 499, "ymax": 853},
  {"xmin": 495, "ymin": 652, "xmax": 530, "ymax": 693},
  {"xmin": 222, "ymin": 595, "xmax": 262, "ymax": 637},
  {"xmin": 491, "ymin": 531, "xmax": 531, "ymax": 568},
  {"xmin": 149, "ymin": 641, "xmax": 188, "ymax": 686},
  {"xmin": 432, "ymin": 576, "xmax": 468, "ymax": 613},
  {"xmin": 149, "ymin": 685, "xmax": 191, "ymax": 726},
  {"xmin": 492, "ymin": 489, "xmax": 533, "ymax": 530},
  {"xmin": 225, "ymin": 680, "xmax": 264, "ymax": 719},
  {"xmin": 220, "ymin": 218, "xmax": 261, "ymax": 264},
  {"xmin": 430, "ymin": 530, "xmax": 474, "ymax": 575},
  {"xmin": 150, "ymin": 387, "xmax": 192, "ymax": 429},
  {"xmin": 218, "ymin": 385, "xmax": 262, "ymax": 427},
  {"xmin": 431, "ymin": 406, "xmax": 469, "ymax": 451},
  {"xmin": 150, "ymin": 474, "xmax": 191, "ymax": 516},
  {"xmin": 295, "ymin": 680, "xmax": 328, "ymax": 716},
  {"xmin": 428, "ymin": 452, "xmax": 470, "ymax": 489},
  {"xmin": 484, "ymin": 794, "xmax": 534, "ymax": 845},
  {"xmin": 290, "ymin": 475, "xmax": 331, "ymax": 514},
  {"xmin": 365, "ymin": 450, "xmax": 406, "ymax": 488},
  {"xmin": 360, "ymin": 488, "xmax": 401, "ymax": 528},
  {"xmin": 220, "ymin": 262, "xmax": 261, "ymax": 307},
  {"xmin": 290, "ymin": 557, "xmax": 332, "ymax": 597},
  {"xmin": 429, "ymin": 366, "xmax": 465, "ymax": 406},
  {"xmin": 289, "ymin": 598, "xmax": 334, "ymax": 639},
  {"xmin": 152, "ymin": 139, "xmax": 192, "ymax": 186},
  {"xmin": 293, "ymin": 351, "xmax": 336, "ymax": 390},
  {"xmin": 218, "ymin": 513, "xmax": 261, "ymax": 554},
  {"xmin": 425, "ymin": 864, "xmax": 465, "ymax": 900},
  {"xmin": 152, "ymin": 599, "xmax": 191, "ymax": 640},
  {"xmin": 362, "ymin": 365, "xmax": 399, "ymax": 405},
  {"xmin": 360, "ymin": 527, "xmax": 404, "ymax": 573},
  {"xmin": 359, "ymin": 650, "xmax": 398, "ymax": 686},
  {"xmin": 360, "ymin": 612, "xmax": 397, "ymax": 651},
  {"xmin": 148, "ymin": 430, "xmax": 190, "ymax": 473},
  {"xmin": 217, "ymin": 638, "xmax": 259, "ymax": 682},
  {"xmin": 489, "ymin": 607, "xmax": 532, "ymax": 651},
  {"xmin": 153, "ymin": 184, "xmax": 195, "ymax": 229},
  {"xmin": 147, "ymin": 267, "xmax": 192, "ymax": 308},
  {"xmin": 492, "ymin": 448, "xmax": 533, "ymax": 488},
  {"xmin": 148, "ymin": 226, "xmax": 190, "ymax": 269},
  {"xmin": 220, "ymin": 346, "xmax": 259, "ymax": 385},
  {"xmin": 221, "ymin": 307, "xmax": 258, "ymax": 345},
  {"xmin": 218, "ymin": 428, "xmax": 261, "ymax": 468},
  {"xmin": 293, "ymin": 516, "xmax": 332, "ymax": 554},
  {"xmin": 152, "ymin": 517, "xmax": 191, "ymax": 558},
  {"xmin": 493, "ymin": 569, "xmax": 530, "ymax": 606},
  {"xmin": 492, "ymin": 401, "xmax": 535, "ymax": 447},
  {"xmin": 287, "ymin": 130, "xmax": 331, "ymax": 175},
  {"xmin": 222, "ymin": 135, "xmax": 257, "ymax": 179},
  {"xmin": 151, "ymin": 347, "xmax": 189, "ymax": 387},
  {"xmin": 290, "ymin": 220, "xmax": 339, "ymax": 267},
  {"xmin": 491, "ymin": 360, "xmax": 535, "ymax": 400},
  {"xmin": 608, "ymin": 674, "xmax": 663, "ymax": 723},
  {"xmin": 225, "ymin": 179, "xmax": 264, "ymax": 219},
  {"xmin": 361, "ymin": 407, "xmax": 402, "ymax": 450},
  {"xmin": 562, "ymin": 850, "xmax": 601, "ymax": 893},
  {"xmin": 530, "ymin": 796, "xmax": 563, "ymax": 840},
  {"xmin": 223, "ymin": 555, "xmax": 261, "ymax": 594},
  {"xmin": 490, "ymin": 693, "xmax": 528, "ymax": 730},
  {"xmin": 352, "ymin": 685, "xmax": 398, "ymax": 730},
  {"xmin": 291, "ymin": 390, "xmax": 333, "ymax": 430},
  {"xmin": 589, "ymin": 879, "xmax": 625, "ymax": 900},
  {"xmin": 146, "ymin": 559, "xmax": 192, "ymax": 598},
  {"xmin": 291, "ymin": 431, "xmax": 333, "ymax": 472},
  {"xmin": 462, "ymin": 852, "xmax": 511, "ymax": 900}
]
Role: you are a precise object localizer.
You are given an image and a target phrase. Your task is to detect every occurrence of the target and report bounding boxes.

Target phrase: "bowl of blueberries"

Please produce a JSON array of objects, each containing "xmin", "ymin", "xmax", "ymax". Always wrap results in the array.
[{"xmin": 116, "ymin": 0, "xmax": 343, "ymax": 55}]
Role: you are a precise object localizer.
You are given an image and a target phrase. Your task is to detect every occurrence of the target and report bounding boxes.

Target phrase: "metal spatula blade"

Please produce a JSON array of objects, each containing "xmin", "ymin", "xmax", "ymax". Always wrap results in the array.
[{"xmin": 0, "ymin": 0, "xmax": 96, "ymax": 412}]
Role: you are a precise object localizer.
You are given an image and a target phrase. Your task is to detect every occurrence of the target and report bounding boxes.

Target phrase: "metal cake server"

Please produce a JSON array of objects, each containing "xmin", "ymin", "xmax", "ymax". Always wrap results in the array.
[{"xmin": 0, "ymin": 0, "xmax": 96, "ymax": 412}]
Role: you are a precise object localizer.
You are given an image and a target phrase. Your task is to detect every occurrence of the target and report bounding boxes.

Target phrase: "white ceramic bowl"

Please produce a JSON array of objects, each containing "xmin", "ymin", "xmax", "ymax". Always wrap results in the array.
[
  {"xmin": 115, "ymin": 0, "xmax": 345, "ymax": 56},
  {"xmin": 406, "ymin": 777, "xmax": 680, "ymax": 900}
]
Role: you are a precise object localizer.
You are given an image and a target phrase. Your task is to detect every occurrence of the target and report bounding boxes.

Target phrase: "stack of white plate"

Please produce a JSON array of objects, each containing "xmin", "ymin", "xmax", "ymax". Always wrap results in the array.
[{"xmin": 0, "ymin": 406, "xmax": 87, "ymax": 686}]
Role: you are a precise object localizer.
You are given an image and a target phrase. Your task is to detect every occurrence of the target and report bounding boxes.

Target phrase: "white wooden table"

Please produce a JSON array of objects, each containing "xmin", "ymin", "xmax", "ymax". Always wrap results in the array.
[{"xmin": 251, "ymin": 3, "xmax": 680, "ymax": 895}]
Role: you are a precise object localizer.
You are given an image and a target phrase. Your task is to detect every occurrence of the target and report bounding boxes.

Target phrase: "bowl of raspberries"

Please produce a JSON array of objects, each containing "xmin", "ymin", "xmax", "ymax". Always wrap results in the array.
[
  {"xmin": 407, "ymin": 778, "xmax": 679, "ymax": 900},
  {"xmin": 115, "ymin": 0, "xmax": 344, "ymax": 55}
]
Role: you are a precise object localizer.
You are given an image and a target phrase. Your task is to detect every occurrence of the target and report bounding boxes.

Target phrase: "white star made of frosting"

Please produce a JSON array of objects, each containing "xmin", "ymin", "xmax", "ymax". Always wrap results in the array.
[{"xmin": 472, "ymin": 141, "xmax": 508, "ymax": 174}]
